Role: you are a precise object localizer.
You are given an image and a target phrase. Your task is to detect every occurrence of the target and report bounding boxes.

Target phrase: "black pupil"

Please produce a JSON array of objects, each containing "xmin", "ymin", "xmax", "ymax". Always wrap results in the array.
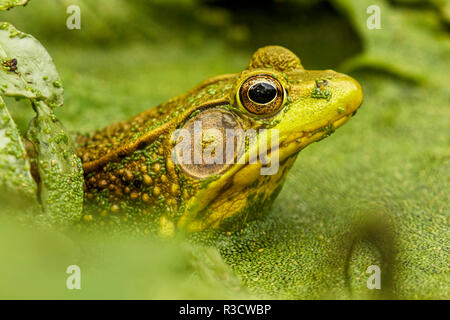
[{"xmin": 248, "ymin": 82, "xmax": 277, "ymax": 104}]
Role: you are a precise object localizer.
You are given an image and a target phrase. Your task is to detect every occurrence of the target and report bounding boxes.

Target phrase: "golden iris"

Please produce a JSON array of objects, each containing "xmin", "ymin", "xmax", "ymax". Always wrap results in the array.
[{"xmin": 238, "ymin": 74, "xmax": 285, "ymax": 116}]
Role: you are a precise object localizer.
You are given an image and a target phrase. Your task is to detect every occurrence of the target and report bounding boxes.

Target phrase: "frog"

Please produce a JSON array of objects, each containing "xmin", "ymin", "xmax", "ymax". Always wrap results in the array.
[{"xmin": 72, "ymin": 46, "xmax": 363, "ymax": 236}]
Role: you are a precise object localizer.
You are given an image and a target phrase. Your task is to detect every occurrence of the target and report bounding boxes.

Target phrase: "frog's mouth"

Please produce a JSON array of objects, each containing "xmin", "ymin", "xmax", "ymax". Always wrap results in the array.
[
  {"xmin": 274, "ymin": 112, "xmax": 355, "ymax": 163},
  {"xmin": 243, "ymin": 110, "xmax": 356, "ymax": 171}
]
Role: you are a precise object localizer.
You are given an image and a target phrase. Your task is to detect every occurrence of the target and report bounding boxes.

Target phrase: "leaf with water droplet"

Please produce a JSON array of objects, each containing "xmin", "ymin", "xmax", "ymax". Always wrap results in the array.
[
  {"xmin": 0, "ymin": 22, "xmax": 63, "ymax": 108},
  {"xmin": 26, "ymin": 101, "xmax": 83, "ymax": 226},
  {"xmin": 0, "ymin": 95, "xmax": 37, "ymax": 201}
]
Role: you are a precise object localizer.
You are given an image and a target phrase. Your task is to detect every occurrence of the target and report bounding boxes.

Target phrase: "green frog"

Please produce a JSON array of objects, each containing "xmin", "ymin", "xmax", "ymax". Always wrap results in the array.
[{"xmin": 73, "ymin": 46, "xmax": 363, "ymax": 236}]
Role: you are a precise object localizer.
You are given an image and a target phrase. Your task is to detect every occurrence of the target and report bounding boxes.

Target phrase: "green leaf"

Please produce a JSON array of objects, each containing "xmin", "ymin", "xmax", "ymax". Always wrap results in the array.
[
  {"xmin": 0, "ymin": 22, "xmax": 63, "ymax": 108},
  {"xmin": 26, "ymin": 101, "xmax": 84, "ymax": 226},
  {"xmin": 0, "ymin": 22, "xmax": 82, "ymax": 224},
  {"xmin": 0, "ymin": 95, "xmax": 36, "ymax": 199},
  {"xmin": 332, "ymin": 0, "xmax": 450, "ymax": 85},
  {"xmin": 0, "ymin": 0, "xmax": 29, "ymax": 11}
]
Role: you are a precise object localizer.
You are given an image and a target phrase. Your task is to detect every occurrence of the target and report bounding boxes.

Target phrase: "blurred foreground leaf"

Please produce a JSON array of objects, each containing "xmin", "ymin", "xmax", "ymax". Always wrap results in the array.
[{"xmin": 0, "ymin": 219, "xmax": 252, "ymax": 299}]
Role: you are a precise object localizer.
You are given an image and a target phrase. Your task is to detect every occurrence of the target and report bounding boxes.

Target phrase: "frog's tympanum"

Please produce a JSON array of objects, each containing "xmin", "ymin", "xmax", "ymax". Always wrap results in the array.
[{"xmin": 75, "ymin": 46, "xmax": 363, "ymax": 235}]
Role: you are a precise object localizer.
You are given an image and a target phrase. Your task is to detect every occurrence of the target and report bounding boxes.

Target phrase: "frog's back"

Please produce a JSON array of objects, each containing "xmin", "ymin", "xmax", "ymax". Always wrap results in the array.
[{"xmin": 76, "ymin": 74, "xmax": 237, "ymax": 169}]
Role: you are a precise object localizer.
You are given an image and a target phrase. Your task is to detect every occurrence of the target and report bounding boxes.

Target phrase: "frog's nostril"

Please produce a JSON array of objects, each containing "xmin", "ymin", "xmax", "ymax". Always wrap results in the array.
[{"xmin": 341, "ymin": 76, "xmax": 363, "ymax": 114}]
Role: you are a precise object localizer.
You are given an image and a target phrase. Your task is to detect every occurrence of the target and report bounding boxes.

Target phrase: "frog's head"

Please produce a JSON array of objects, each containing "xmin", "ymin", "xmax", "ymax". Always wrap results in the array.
[{"xmin": 174, "ymin": 46, "xmax": 363, "ymax": 232}]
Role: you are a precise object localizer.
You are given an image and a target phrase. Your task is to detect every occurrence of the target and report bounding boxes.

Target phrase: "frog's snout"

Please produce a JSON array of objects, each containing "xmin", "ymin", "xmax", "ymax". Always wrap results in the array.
[
  {"xmin": 342, "ymin": 74, "xmax": 363, "ymax": 116},
  {"xmin": 274, "ymin": 71, "xmax": 363, "ymax": 162},
  {"xmin": 319, "ymin": 70, "xmax": 363, "ymax": 116}
]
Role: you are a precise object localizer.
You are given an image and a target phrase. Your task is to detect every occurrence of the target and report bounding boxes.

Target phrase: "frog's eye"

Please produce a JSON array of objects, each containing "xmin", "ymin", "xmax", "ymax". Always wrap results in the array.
[{"xmin": 238, "ymin": 75, "xmax": 285, "ymax": 115}]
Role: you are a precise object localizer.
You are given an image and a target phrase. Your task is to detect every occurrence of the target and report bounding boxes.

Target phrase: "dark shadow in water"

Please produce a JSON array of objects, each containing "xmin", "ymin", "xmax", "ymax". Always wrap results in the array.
[
  {"xmin": 201, "ymin": 0, "xmax": 363, "ymax": 69},
  {"xmin": 343, "ymin": 217, "xmax": 397, "ymax": 299}
]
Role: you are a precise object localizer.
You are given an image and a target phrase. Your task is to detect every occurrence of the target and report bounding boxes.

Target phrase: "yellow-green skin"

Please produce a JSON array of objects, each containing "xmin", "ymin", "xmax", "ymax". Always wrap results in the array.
[{"xmin": 76, "ymin": 46, "xmax": 363, "ymax": 235}]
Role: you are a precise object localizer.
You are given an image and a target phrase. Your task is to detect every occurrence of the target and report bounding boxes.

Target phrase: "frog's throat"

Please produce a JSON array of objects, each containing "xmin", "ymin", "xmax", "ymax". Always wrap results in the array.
[{"xmin": 177, "ymin": 112, "xmax": 354, "ymax": 231}]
